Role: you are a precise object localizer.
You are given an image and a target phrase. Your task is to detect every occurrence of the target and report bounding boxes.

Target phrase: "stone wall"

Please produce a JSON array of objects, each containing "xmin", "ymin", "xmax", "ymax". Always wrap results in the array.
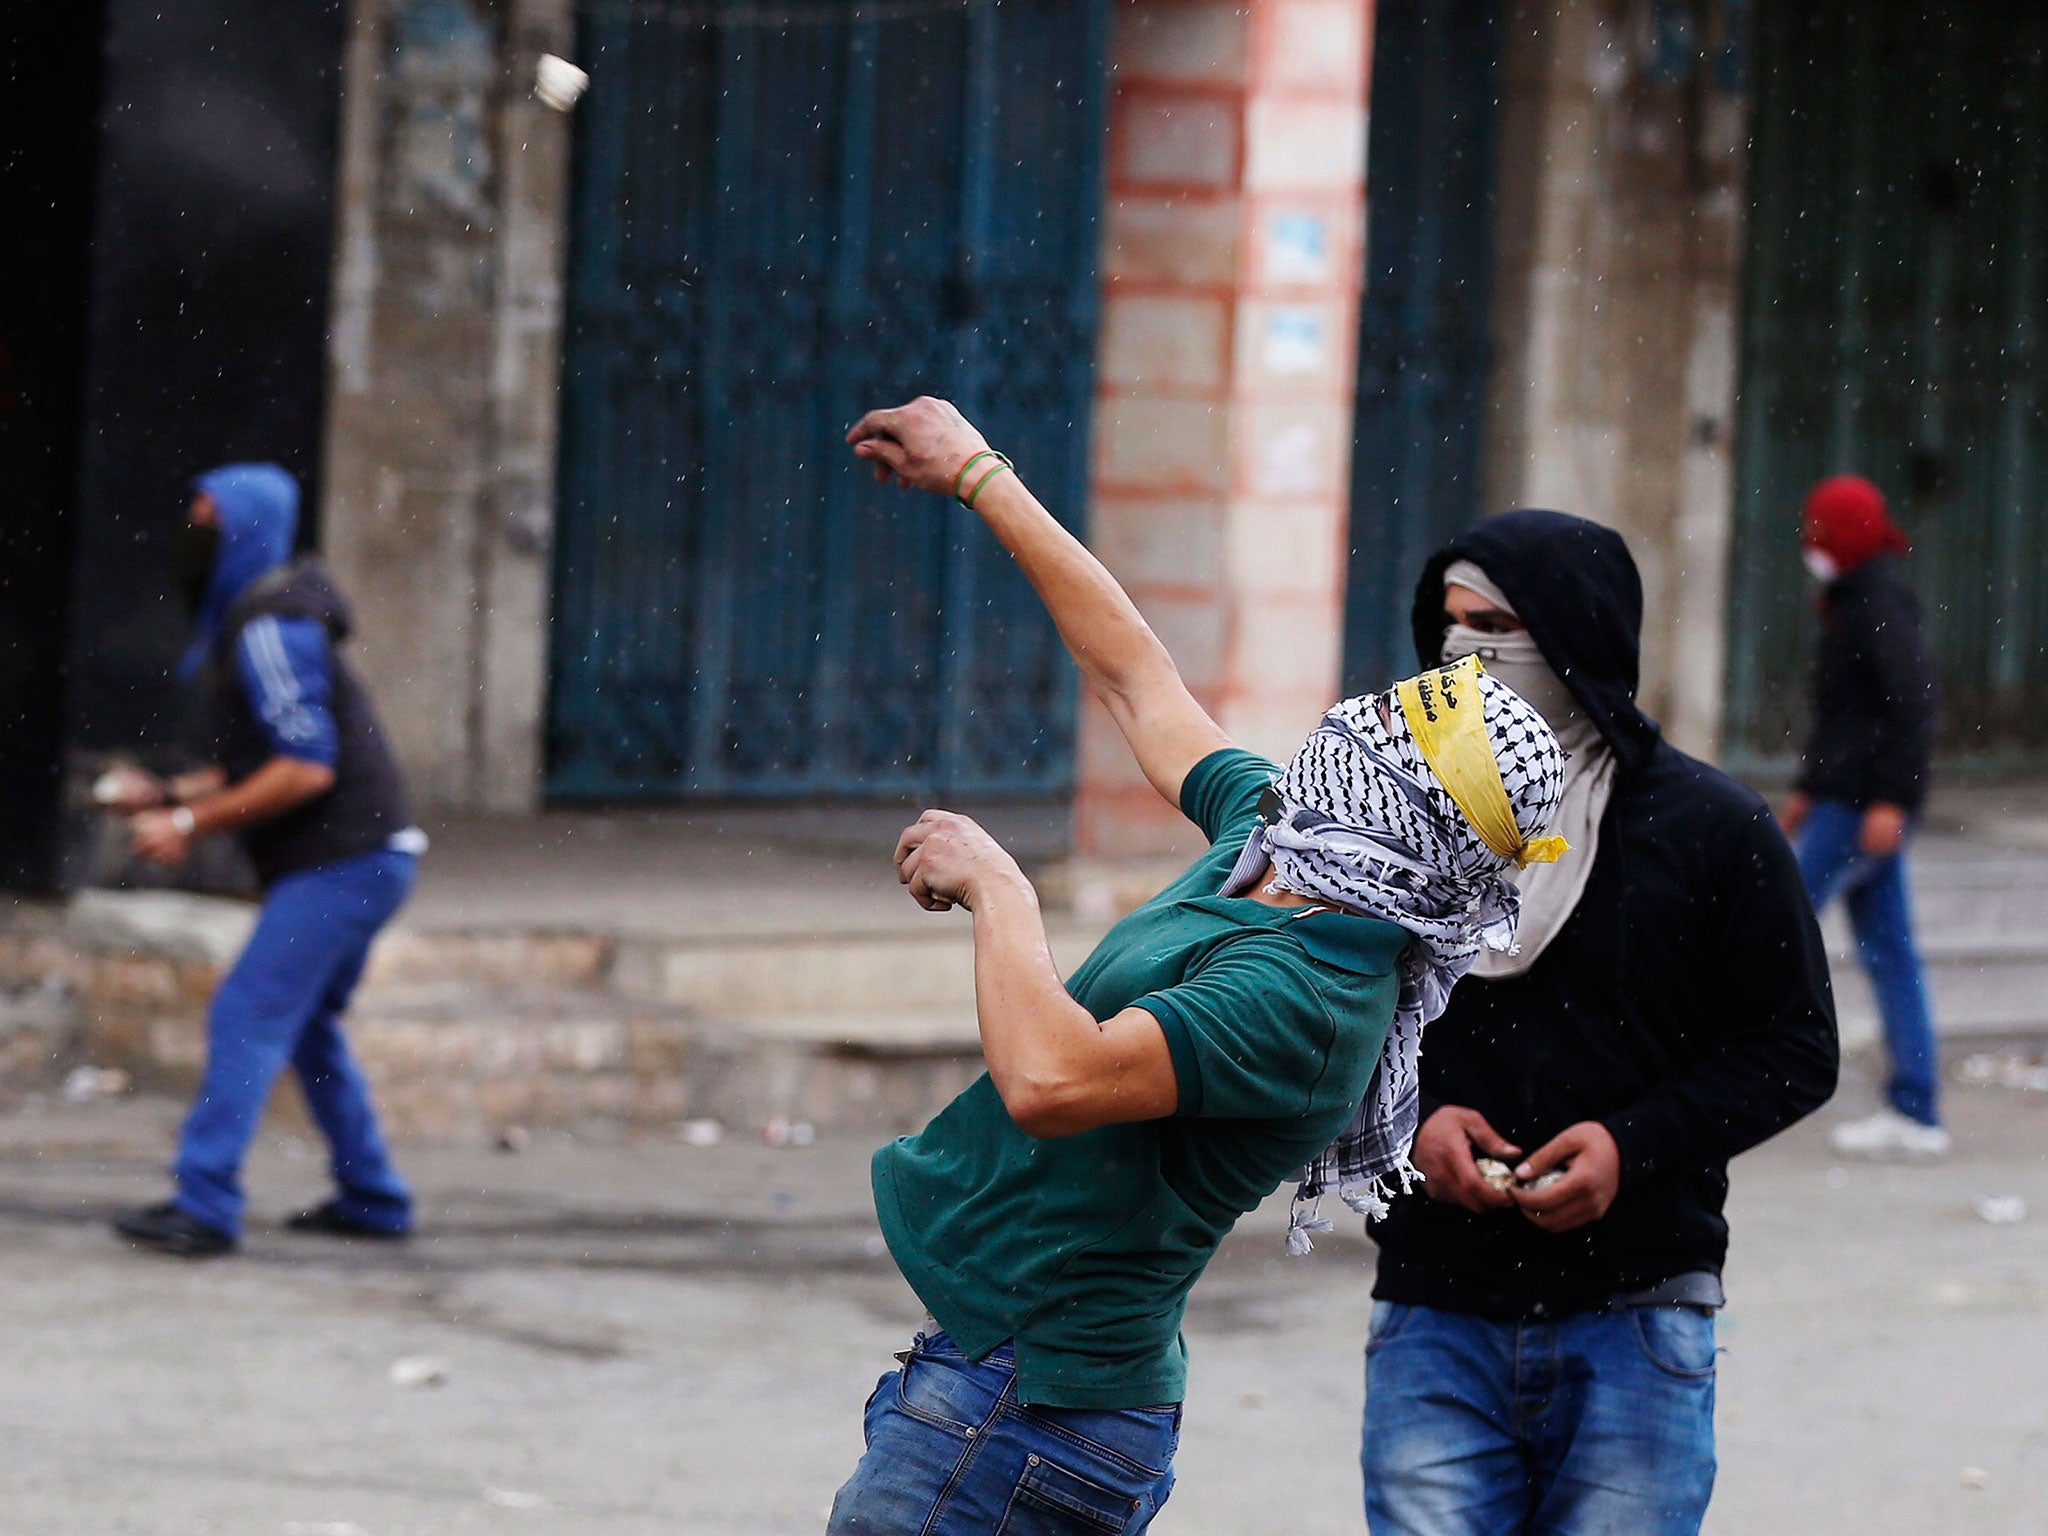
[
  {"xmin": 1481, "ymin": 0, "xmax": 1747, "ymax": 759},
  {"xmin": 0, "ymin": 898, "xmax": 228, "ymax": 1097},
  {"xmin": 0, "ymin": 894, "xmax": 696, "ymax": 1139},
  {"xmin": 321, "ymin": 0, "xmax": 573, "ymax": 814}
]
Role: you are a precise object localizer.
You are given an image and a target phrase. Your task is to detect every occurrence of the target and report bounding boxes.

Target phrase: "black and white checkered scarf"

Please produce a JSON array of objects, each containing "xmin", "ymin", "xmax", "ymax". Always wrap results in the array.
[{"xmin": 1218, "ymin": 672, "xmax": 1567, "ymax": 1252}]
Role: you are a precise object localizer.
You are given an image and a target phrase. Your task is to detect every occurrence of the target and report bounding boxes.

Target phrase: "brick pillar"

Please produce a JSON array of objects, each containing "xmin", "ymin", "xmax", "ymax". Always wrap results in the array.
[{"xmin": 1076, "ymin": 0, "xmax": 1371, "ymax": 858}]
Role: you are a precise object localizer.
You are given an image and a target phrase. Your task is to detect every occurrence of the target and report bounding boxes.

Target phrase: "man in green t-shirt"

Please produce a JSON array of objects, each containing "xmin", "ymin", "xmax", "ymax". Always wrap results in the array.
[{"xmin": 828, "ymin": 398, "xmax": 1568, "ymax": 1535}]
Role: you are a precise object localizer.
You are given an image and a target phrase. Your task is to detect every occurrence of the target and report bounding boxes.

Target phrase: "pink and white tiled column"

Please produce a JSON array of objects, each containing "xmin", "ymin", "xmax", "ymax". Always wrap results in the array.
[{"xmin": 1078, "ymin": 0, "xmax": 1372, "ymax": 856}]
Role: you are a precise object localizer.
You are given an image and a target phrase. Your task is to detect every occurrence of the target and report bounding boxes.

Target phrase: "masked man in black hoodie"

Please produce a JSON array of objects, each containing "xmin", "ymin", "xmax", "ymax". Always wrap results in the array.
[
  {"xmin": 105, "ymin": 464, "xmax": 423, "ymax": 1257},
  {"xmin": 1358, "ymin": 510, "xmax": 1838, "ymax": 1535}
]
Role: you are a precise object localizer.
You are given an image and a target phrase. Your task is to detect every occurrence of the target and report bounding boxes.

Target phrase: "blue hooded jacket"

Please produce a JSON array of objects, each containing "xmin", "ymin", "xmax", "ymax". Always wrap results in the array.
[
  {"xmin": 180, "ymin": 463, "xmax": 300, "ymax": 679},
  {"xmin": 182, "ymin": 463, "xmax": 414, "ymax": 885}
]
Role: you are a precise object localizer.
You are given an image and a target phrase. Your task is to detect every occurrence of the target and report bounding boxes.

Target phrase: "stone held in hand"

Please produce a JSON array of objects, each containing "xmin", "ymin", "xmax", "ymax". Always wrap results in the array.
[
  {"xmin": 1475, "ymin": 1157, "xmax": 1516, "ymax": 1192},
  {"xmin": 1477, "ymin": 1157, "xmax": 1566, "ymax": 1193}
]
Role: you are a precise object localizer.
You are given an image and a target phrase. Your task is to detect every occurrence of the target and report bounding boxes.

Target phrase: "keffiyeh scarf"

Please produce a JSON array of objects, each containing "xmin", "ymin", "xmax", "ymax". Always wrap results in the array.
[{"xmin": 1218, "ymin": 661, "xmax": 1568, "ymax": 1252}]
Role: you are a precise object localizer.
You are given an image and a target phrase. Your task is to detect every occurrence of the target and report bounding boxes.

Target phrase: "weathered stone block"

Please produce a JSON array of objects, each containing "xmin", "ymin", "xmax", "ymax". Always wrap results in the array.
[
  {"xmin": 1094, "ymin": 396, "xmax": 1231, "ymax": 493},
  {"xmin": 363, "ymin": 929, "xmax": 612, "ymax": 990},
  {"xmin": 1224, "ymin": 498, "xmax": 1345, "ymax": 593},
  {"xmin": 1100, "ymin": 293, "xmax": 1231, "ymax": 390},
  {"xmin": 1260, "ymin": 0, "xmax": 1368, "ymax": 91},
  {"xmin": 1103, "ymin": 197, "xmax": 1240, "ymax": 286},
  {"xmin": 1234, "ymin": 396, "xmax": 1352, "ymax": 499},
  {"xmin": 1091, "ymin": 494, "xmax": 1226, "ymax": 587},
  {"xmin": 1231, "ymin": 593, "xmax": 1346, "ymax": 694},
  {"xmin": 1113, "ymin": 0, "xmax": 1249, "ymax": 87},
  {"xmin": 1118, "ymin": 91, "xmax": 1241, "ymax": 188},
  {"xmin": 1244, "ymin": 97, "xmax": 1366, "ymax": 191}
]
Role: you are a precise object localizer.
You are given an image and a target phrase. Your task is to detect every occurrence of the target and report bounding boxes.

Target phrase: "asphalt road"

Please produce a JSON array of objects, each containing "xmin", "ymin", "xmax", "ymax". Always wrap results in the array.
[{"xmin": 0, "ymin": 1058, "xmax": 2042, "ymax": 1535}]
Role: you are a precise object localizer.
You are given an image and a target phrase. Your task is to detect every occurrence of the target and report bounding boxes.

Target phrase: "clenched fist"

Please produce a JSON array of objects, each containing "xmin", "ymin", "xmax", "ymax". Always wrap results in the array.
[
  {"xmin": 847, "ymin": 397, "xmax": 993, "ymax": 498},
  {"xmin": 893, "ymin": 809, "xmax": 1030, "ymax": 913}
]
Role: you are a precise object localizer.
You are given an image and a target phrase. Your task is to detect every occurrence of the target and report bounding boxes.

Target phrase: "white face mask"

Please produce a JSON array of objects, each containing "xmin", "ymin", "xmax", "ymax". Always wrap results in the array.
[
  {"xmin": 1803, "ymin": 548, "xmax": 1841, "ymax": 584},
  {"xmin": 1440, "ymin": 625, "xmax": 1587, "ymax": 742}
]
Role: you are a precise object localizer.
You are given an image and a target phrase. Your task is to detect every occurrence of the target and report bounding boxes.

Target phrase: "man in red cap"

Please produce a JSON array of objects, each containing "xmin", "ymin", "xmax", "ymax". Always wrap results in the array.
[{"xmin": 1780, "ymin": 475, "xmax": 1944, "ymax": 1156}]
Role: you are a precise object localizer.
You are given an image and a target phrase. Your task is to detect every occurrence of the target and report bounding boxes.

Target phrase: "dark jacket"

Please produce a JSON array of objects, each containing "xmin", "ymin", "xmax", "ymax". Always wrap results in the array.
[
  {"xmin": 1368, "ymin": 510, "xmax": 1839, "ymax": 1317},
  {"xmin": 212, "ymin": 558, "xmax": 412, "ymax": 887},
  {"xmin": 1797, "ymin": 555, "xmax": 1938, "ymax": 813}
]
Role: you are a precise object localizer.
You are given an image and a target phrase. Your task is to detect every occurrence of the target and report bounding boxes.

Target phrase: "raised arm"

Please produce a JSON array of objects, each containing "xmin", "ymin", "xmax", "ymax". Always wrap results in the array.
[{"xmin": 849, "ymin": 397, "xmax": 1231, "ymax": 810}]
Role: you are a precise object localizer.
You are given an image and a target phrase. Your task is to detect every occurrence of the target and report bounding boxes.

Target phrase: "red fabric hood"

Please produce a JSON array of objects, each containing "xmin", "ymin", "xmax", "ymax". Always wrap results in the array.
[{"xmin": 1803, "ymin": 475, "xmax": 1909, "ymax": 572}]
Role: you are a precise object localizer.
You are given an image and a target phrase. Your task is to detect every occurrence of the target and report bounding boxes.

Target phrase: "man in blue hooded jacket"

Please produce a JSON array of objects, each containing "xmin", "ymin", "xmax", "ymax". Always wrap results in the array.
[{"xmin": 109, "ymin": 465, "xmax": 423, "ymax": 1257}]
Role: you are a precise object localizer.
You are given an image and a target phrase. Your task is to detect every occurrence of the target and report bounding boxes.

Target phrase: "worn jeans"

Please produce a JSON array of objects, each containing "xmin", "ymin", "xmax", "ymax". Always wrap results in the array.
[
  {"xmin": 1362, "ymin": 1301, "xmax": 1718, "ymax": 1536},
  {"xmin": 827, "ymin": 1330, "xmax": 1179, "ymax": 1535},
  {"xmin": 1795, "ymin": 796, "xmax": 1940, "ymax": 1126},
  {"xmin": 173, "ymin": 848, "xmax": 416, "ymax": 1238}
]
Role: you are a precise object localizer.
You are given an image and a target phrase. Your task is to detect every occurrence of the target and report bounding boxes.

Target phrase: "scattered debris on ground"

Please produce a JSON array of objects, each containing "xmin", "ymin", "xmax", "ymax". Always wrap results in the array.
[
  {"xmin": 1956, "ymin": 1050, "xmax": 2048, "ymax": 1093},
  {"xmin": 1972, "ymin": 1194, "xmax": 2027, "ymax": 1225},
  {"xmin": 60, "ymin": 1066, "xmax": 130, "ymax": 1104},
  {"xmin": 389, "ymin": 1355, "xmax": 450, "ymax": 1389}
]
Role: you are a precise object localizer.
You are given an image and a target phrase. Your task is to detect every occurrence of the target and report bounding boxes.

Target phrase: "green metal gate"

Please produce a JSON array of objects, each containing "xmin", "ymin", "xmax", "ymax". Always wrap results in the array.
[
  {"xmin": 547, "ymin": 0, "xmax": 1108, "ymax": 800},
  {"xmin": 1341, "ymin": 0, "xmax": 1504, "ymax": 694},
  {"xmin": 1729, "ymin": 0, "xmax": 2048, "ymax": 771}
]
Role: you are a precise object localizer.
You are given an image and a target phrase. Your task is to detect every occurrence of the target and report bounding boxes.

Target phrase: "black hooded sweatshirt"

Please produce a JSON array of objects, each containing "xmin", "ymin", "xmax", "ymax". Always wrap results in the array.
[
  {"xmin": 1797, "ymin": 555, "xmax": 1938, "ymax": 814},
  {"xmin": 211, "ymin": 558, "xmax": 412, "ymax": 887},
  {"xmin": 1369, "ymin": 510, "xmax": 1839, "ymax": 1316}
]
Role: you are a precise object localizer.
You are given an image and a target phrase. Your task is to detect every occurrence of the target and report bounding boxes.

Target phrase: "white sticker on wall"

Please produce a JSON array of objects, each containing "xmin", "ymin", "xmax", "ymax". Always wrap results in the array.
[
  {"xmin": 1263, "ymin": 309, "xmax": 1326, "ymax": 374},
  {"xmin": 1260, "ymin": 422, "xmax": 1322, "ymax": 496},
  {"xmin": 1265, "ymin": 212, "xmax": 1330, "ymax": 284}
]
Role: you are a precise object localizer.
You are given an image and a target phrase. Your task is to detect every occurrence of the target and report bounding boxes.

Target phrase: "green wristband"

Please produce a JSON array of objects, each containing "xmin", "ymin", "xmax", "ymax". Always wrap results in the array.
[
  {"xmin": 964, "ymin": 460, "xmax": 1013, "ymax": 509},
  {"xmin": 952, "ymin": 450, "xmax": 1003, "ymax": 501}
]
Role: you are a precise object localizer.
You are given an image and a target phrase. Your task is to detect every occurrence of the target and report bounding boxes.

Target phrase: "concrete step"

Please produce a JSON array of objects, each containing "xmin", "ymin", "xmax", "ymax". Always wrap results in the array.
[
  {"xmin": 1886, "ymin": 874, "xmax": 2048, "ymax": 947},
  {"xmin": 364, "ymin": 916, "xmax": 1111, "ymax": 1018},
  {"xmin": 2, "ymin": 892, "xmax": 1043, "ymax": 1142},
  {"xmin": 1813, "ymin": 849, "xmax": 2048, "ymax": 1049},
  {"xmin": 1828, "ymin": 942, "xmax": 2048, "ymax": 1052},
  {"xmin": 30, "ymin": 863, "xmax": 2048, "ymax": 1141},
  {"xmin": 334, "ymin": 991, "xmax": 984, "ymax": 1141}
]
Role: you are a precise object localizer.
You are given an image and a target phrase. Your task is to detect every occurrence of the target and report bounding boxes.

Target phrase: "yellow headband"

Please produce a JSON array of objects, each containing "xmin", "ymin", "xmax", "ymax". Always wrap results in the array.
[{"xmin": 1394, "ymin": 655, "xmax": 1569, "ymax": 870}]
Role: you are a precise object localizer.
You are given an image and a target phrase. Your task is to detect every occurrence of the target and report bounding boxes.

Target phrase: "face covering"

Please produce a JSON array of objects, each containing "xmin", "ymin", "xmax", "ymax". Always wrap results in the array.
[
  {"xmin": 1441, "ymin": 626, "xmax": 1596, "ymax": 754},
  {"xmin": 1803, "ymin": 547, "xmax": 1840, "ymax": 584},
  {"xmin": 1440, "ymin": 568, "xmax": 1618, "ymax": 980},
  {"xmin": 173, "ymin": 523, "xmax": 221, "ymax": 615}
]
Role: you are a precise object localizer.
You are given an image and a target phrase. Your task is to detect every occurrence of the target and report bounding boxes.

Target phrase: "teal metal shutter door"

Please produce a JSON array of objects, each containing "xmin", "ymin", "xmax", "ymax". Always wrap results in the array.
[
  {"xmin": 548, "ymin": 0, "xmax": 1108, "ymax": 800},
  {"xmin": 1730, "ymin": 0, "xmax": 2048, "ymax": 773},
  {"xmin": 1342, "ymin": 0, "xmax": 1504, "ymax": 693}
]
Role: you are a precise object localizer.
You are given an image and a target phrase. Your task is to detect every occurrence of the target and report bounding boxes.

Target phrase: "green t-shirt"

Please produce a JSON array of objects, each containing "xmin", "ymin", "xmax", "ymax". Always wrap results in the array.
[{"xmin": 872, "ymin": 748, "xmax": 1406, "ymax": 1409}]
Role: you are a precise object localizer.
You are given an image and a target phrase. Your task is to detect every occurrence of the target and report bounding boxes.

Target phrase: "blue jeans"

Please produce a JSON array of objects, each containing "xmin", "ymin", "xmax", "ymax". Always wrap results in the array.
[
  {"xmin": 1794, "ymin": 797, "xmax": 1939, "ymax": 1126},
  {"xmin": 828, "ymin": 1330, "xmax": 1179, "ymax": 1535},
  {"xmin": 173, "ymin": 849, "xmax": 416, "ymax": 1238},
  {"xmin": 1362, "ymin": 1301, "xmax": 1717, "ymax": 1536}
]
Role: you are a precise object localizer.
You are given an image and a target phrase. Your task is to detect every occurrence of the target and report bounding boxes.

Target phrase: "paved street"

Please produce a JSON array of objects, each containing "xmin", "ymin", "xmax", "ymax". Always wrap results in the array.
[{"xmin": 1, "ymin": 1057, "xmax": 2043, "ymax": 1536}]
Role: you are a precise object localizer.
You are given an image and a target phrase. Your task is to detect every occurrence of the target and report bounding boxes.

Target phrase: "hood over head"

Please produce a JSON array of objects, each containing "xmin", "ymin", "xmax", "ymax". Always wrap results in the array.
[
  {"xmin": 180, "ymin": 463, "xmax": 302, "ymax": 676},
  {"xmin": 1410, "ymin": 508, "xmax": 1661, "ymax": 776},
  {"xmin": 1803, "ymin": 474, "xmax": 1908, "ymax": 575}
]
